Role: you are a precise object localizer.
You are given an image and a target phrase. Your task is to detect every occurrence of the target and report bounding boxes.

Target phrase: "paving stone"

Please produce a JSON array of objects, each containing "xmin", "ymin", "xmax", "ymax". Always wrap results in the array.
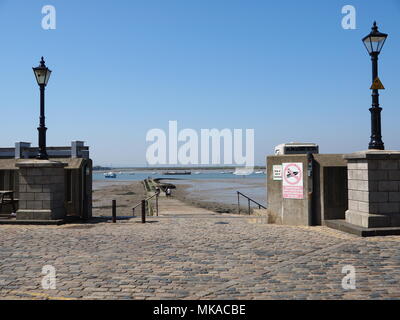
[{"xmin": 0, "ymin": 215, "xmax": 400, "ymax": 299}]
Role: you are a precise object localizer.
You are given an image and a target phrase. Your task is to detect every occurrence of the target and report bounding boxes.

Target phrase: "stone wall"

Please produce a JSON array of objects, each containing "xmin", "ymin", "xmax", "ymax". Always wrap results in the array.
[
  {"xmin": 346, "ymin": 153, "xmax": 400, "ymax": 228},
  {"xmin": 16, "ymin": 160, "xmax": 66, "ymax": 221}
]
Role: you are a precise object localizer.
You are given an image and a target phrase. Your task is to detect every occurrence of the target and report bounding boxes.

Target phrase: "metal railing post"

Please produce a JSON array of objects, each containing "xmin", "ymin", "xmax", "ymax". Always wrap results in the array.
[
  {"xmin": 132, "ymin": 192, "xmax": 160, "ymax": 218},
  {"xmin": 156, "ymin": 193, "xmax": 159, "ymax": 216},
  {"xmin": 112, "ymin": 200, "xmax": 117, "ymax": 223},
  {"xmin": 141, "ymin": 200, "xmax": 146, "ymax": 224},
  {"xmin": 237, "ymin": 192, "xmax": 240, "ymax": 215},
  {"xmin": 236, "ymin": 191, "xmax": 267, "ymax": 216}
]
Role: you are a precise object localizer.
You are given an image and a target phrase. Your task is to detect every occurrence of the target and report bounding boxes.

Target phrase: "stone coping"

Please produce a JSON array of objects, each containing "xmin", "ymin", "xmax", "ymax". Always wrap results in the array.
[
  {"xmin": 344, "ymin": 150, "xmax": 400, "ymax": 160},
  {"xmin": 16, "ymin": 159, "xmax": 67, "ymax": 168},
  {"xmin": 325, "ymin": 219, "xmax": 400, "ymax": 237},
  {"xmin": 0, "ymin": 219, "xmax": 65, "ymax": 225}
]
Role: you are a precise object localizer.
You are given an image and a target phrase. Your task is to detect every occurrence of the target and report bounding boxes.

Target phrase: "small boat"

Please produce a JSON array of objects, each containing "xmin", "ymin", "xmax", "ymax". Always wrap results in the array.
[
  {"xmin": 194, "ymin": 172, "xmax": 201, "ymax": 175},
  {"xmin": 233, "ymin": 168, "xmax": 253, "ymax": 176},
  {"xmin": 104, "ymin": 172, "xmax": 117, "ymax": 178},
  {"xmin": 163, "ymin": 171, "xmax": 192, "ymax": 175},
  {"xmin": 255, "ymin": 171, "xmax": 264, "ymax": 174}
]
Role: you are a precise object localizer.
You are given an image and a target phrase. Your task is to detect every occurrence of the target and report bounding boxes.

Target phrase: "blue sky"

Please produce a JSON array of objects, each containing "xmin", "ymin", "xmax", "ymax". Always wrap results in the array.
[{"xmin": 0, "ymin": 0, "xmax": 400, "ymax": 166}]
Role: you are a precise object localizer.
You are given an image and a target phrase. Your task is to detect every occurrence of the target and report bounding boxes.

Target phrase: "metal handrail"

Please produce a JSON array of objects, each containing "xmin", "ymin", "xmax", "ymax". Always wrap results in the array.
[
  {"xmin": 132, "ymin": 191, "xmax": 160, "ymax": 216},
  {"xmin": 237, "ymin": 191, "xmax": 266, "ymax": 215}
]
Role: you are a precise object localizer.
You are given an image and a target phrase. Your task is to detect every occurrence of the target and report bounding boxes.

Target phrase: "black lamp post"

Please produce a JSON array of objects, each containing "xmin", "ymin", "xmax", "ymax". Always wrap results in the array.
[
  {"xmin": 362, "ymin": 22, "xmax": 388, "ymax": 150},
  {"xmin": 33, "ymin": 57, "xmax": 52, "ymax": 160}
]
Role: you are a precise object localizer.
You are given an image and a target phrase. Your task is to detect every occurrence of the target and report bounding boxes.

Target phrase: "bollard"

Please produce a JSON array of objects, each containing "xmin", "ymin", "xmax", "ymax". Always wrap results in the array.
[
  {"xmin": 141, "ymin": 200, "xmax": 146, "ymax": 224},
  {"xmin": 112, "ymin": 200, "xmax": 117, "ymax": 223},
  {"xmin": 132, "ymin": 207, "xmax": 135, "ymax": 217}
]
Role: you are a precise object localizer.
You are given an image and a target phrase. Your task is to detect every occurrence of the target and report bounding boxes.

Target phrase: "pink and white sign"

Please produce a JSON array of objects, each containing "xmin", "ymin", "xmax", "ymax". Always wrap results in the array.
[{"xmin": 282, "ymin": 163, "xmax": 304, "ymax": 199}]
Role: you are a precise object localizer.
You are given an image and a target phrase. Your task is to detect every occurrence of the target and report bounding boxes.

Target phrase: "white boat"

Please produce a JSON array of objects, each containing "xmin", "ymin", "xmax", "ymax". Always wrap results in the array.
[
  {"xmin": 233, "ymin": 168, "xmax": 253, "ymax": 176},
  {"xmin": 104, "ymin": 172, "xmax": 117, "ymax": 178},
  {"xmin": 255, "ymin": 171, "xmax": 264, "ymax": 174},
  {"xmin": 194, "ymin": 172, "xmax": 201, "ymax": 175}
]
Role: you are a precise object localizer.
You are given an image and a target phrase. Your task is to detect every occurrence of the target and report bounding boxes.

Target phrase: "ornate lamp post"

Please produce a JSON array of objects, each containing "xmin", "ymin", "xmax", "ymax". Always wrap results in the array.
[
  {"xmin": 33, "ymin": 57, "xmax": 52, "ymax": 160},
  {"xmin": 362, "ymin": 22, "xmax": 388, "ymax": 150}
]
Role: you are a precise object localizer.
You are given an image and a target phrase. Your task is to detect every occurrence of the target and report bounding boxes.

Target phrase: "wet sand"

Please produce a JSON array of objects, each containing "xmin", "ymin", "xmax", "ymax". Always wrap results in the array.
[
  {"xmin": 172, "ymin": 181, "xmax": 266, "ymax": 214},
  {"xmin": 171, "ymin": 178, "xmax": 266, "ymax": 204},
  {"xmin": 172, "ymin": 184, "xmax": 239, "ymax": 213},
  {"xmin": 92, "ymin": 180, "xmax": 146, "ymax": 217}
]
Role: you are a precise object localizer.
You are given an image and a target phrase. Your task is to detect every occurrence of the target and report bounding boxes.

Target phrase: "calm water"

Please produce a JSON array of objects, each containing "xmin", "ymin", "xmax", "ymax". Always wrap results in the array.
[
  {"xmin": 93, "ymin": 170, "xmax": 266, "ymax": 182},
  {"xmin": 93, "ymin": 170, "xmax": 267, "ymax": 206}
]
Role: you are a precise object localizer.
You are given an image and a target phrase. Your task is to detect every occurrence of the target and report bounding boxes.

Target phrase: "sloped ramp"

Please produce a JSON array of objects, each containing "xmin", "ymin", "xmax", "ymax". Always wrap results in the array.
[{"xmin": 158, "ymin": 197, "xmax": 218, "ymax": 216}]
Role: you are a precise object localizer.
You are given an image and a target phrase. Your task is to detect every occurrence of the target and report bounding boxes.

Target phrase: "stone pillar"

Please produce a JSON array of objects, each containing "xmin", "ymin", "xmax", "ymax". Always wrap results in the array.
[
  {"xmin": 15, "ymin": 142, "xmax": 31, "ymax": 159},
  {"xmin": 71, "ymin": 141, "xmax": 84, "ymax": 158},
  {"xmin": 345, "ymin": 150, "xmax": 400, "ymax": 228},
  {"xmin": 16, "ymin": 160, "xmax": 67, "ymax": 221}
]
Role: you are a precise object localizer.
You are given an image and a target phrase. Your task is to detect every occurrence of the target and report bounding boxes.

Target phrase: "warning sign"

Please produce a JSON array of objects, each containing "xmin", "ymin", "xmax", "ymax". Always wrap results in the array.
[
  {"xmin": 370, "ymin": 77, "xmax": 385, "ymax": 90},
  {"xmin": 282, "ymin": 163, "xmax": 304, "ymax": 199}
]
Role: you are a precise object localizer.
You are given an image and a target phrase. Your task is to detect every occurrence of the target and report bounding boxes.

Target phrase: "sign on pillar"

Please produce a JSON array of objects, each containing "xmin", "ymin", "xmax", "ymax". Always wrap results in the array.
[
  {"xmin": 272, "ymin": 165, "xmax": 282, "ymax": 181},
  {"xmin": 282, "ymin": 163, "xmax": 304, "ymax": 199}
]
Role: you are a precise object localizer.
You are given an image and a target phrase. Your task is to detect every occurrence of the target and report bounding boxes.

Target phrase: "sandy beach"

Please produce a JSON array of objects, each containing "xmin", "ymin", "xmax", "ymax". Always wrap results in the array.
[{"xmin": 92, "ymin": 180, "xmax": 147, "ymax": 217}]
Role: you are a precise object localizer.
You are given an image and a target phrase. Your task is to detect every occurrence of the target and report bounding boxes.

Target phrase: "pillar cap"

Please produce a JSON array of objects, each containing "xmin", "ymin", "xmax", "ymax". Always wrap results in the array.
[{"xmin": 344, "ymin": 150, "xmax": 400, "ymax": 160}]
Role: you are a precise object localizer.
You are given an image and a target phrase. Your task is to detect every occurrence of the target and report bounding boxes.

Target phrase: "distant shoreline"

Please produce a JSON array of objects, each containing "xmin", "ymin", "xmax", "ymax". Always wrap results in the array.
[{"xmin": 93, "ymin": 166, "xmax": 266, "ymax": 172}]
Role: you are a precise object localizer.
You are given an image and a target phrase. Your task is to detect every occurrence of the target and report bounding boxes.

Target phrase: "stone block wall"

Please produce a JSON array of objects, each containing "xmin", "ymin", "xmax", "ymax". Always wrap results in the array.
[
  {"xmin": 345, "ymin": 151, "xmax": 400, "ymax": 228},
  {"xmin": 16, "ymin": 160, "xmax": 67, "ymax": 221}
]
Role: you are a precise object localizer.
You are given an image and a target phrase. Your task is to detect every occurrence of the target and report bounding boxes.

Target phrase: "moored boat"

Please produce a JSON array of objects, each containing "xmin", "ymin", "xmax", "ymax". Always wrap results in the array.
[
  {"xmin": 233, "ymin": 168, "xmax": 253, "ymax": 176},
  {"xmin": 104, "ymin": 172, "xmax": 117, "ymax": 178},
  {"xmin": 163, "ymin": 171, "xmax": 191, "ymax": 175}
]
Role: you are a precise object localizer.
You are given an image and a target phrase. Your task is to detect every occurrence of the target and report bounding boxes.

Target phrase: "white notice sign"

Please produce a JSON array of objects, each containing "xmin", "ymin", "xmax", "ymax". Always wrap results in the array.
[
  {"xmin": 272, "ymin": 165, "xmax": 282, "ymax": 181},
  {"xmin": 282, "ymin": 163, "xmax": 304, "ymax": 199}
]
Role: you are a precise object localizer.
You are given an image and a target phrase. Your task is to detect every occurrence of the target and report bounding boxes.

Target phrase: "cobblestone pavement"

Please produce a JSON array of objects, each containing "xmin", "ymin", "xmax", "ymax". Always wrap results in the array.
[{"xmin": 0, "ymin": 214, "xmax": 400, "ymax": 300}]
